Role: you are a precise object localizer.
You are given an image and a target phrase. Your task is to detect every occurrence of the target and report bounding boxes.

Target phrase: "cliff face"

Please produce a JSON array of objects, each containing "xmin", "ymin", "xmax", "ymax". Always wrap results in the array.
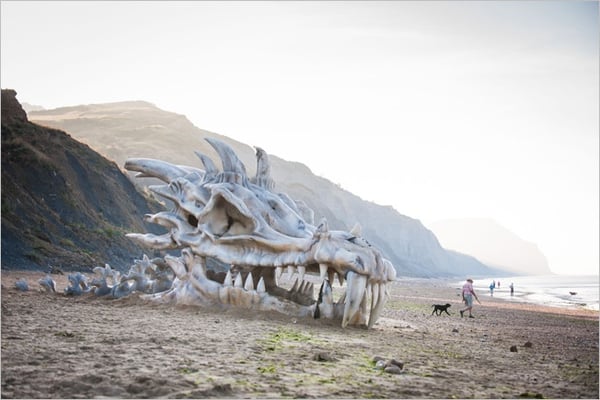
[
  {"xmin": 1, "ymin": 89, "xmax": 162, "ymax": 272},
  {"xmin": 1, "ymin": 89, "xmax": 28, "ymax": 123},
  {"xmin": 29, "ymin": 100, "xmax": 503, "ymax": 278}
]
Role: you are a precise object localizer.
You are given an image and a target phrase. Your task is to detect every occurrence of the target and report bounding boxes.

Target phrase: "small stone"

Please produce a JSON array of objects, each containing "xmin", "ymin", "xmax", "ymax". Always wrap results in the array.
[
  {"xmin": 372, "ymin": 355, "xmax": 386, "ymax": 363},
  {"xmin": 384, "ymin": 365, "xmax": 403, "ymax": 374},
  {"xmin": 524, "ymin": 341, "xmax": 533, "ymax": 348},
  {"xmin": 510, "ymin": 345, "xmax": 518, "ymax": 352},
  {"xmin": 452, "ymin": 328, "xmax": 459, "ymax": 333},
  {"xmin": 313, "ymin": 352, "xmax": 337, "ymax": 362},
  {"xmin": 14, "ymin": 279, "xmax": 29, "ymax": 291},
  {"xmin": 375, "ymin": 360, "xmax": 386, "ymax": 369},
  {"xmin": 389, "ymin": 359, "xmax": 404, "ymax": 370}
]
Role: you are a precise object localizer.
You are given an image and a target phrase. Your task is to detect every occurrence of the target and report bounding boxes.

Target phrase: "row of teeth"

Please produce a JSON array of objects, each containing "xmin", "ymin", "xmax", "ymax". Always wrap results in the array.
[
  {"xmin": 165, "ymin": 254, "xmax": 387, "ymax": 328},
  {"xmin": 276, "ymin": 265, "xmax": 345, "ymax": 287}
]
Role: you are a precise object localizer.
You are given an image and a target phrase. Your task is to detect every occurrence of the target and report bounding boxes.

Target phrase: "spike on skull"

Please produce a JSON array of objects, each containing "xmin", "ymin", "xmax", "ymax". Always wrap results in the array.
[{"xmin": 124, "ymin": 138, "xmax": 396, "ymax": 328}]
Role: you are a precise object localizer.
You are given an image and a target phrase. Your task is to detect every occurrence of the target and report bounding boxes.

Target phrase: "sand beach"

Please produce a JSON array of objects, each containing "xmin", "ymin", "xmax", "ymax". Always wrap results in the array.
[{"xmin": 1, "ymin": 271, "xmax": 598, "ymax": 399}]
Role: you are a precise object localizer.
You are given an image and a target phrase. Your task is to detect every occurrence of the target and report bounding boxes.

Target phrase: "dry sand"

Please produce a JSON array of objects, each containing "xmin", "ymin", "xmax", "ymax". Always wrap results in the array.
[{"xmin": 1, "ymin": 271, "xmax": 598, "ymax": 399}]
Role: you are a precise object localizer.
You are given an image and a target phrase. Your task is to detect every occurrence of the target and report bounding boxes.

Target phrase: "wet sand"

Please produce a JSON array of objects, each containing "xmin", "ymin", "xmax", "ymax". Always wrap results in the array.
[{"xmin": 1, "ymin": 271, "xmax": 598, "ymax": 399}]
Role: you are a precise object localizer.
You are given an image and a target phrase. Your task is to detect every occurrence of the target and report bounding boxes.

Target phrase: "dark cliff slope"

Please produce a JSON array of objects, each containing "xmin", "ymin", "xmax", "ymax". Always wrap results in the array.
[{"xmin": 1, "ymin": 89, "xmax": 162, "ymax": 272}]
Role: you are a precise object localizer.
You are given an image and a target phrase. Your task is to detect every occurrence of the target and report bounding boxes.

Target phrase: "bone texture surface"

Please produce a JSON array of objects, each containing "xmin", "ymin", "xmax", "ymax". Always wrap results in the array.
[{"xmin": 124, "ymin": 138, "xmax": 397, "ymax": 328}]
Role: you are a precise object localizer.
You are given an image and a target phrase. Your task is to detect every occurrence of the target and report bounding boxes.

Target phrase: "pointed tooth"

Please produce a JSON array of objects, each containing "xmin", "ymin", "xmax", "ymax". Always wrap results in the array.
[
  {"xmin": 328, "ymin": 270, "xmax": 336, "ymax": 286},
  {"xmin": 224, "ymin": 270, "xmax": 233, "ymax": 287},
  {"xmin": 337, "ymin": 272, "xmax": 345, "ymax": 287},
  {"xmin": 342, "ymin": 271, "xmax": 367, "ymax": 328},
  {"xmin": 297, "ymin": 266, "xmax": 306, "ymax": 282},
  {"xmin": 314, "ymin": 279, "xmax": 334, "ymax": 319},
  {"xmin": 244, "ymin": 272, "xmax": 254, "ymax": 291},
  {"xmin": 306, "ymin": 282, "xmax": 314, "ymax": 299},
  {"xmin": 370, "ymin": 283, "xmax": 379, "ymax": 314},
  {"xmin": 384, "ymin": 258, "xmax": 396, "ymax": 282},
  {"xmin": 234, "ymin": 273, "xmax": 243, "ymax": 288},
  {"xmin": 276, "ymin": 266, "xmax": 283, "ymax": 281},
  {"xmin": 319, "ymin": 264, "xmax": 328, "ymax": 280},
  {"xmin": 350, "ymin": 291, "xmax": 368, "ymax": 326},
  {"xmin": 290, "ymin": 277, "xmax": 299, "ymax": 293},
  {"xmin": 257, "ymin": 277, "xmax": 266, "ymax": 293},
  {"xmin": 298, "ymin": 280, "xmax": 307, "ymax": 293},
  {"xmin": 287, "ymin": 265, "xmax": 296, "ymax": 280},
  {"xmin": 368, "ymin": 283, "xmax": 387, "ymax": 329}
]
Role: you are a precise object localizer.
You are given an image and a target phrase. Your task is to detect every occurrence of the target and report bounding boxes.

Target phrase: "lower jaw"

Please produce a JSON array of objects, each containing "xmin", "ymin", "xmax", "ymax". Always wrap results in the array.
[
  {"xmin": 140, "ymin": 273, "xmax": 367, "ymax": 327},
  {"xmin": 152, "ymin": 252, "xmax": 386, "ymax": 328}
]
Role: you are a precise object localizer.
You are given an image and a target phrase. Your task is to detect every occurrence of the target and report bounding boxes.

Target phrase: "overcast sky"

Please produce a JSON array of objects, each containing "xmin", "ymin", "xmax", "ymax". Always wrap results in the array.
[{"xmin": 2, "ymin": 1, "xmax": 598, "ymax": 275}]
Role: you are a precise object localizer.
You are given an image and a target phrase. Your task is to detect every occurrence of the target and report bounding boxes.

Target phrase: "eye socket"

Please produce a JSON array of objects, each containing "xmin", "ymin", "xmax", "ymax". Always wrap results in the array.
[{"xmin": 187, "ymin": 214, "xmax": 199, "ymax": 227}]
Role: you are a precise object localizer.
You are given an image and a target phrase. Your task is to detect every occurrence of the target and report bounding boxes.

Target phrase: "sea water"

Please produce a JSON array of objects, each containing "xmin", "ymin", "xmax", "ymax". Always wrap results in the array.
[{"xmin": 462, "ymin": 275, "xmax": 599, "ymax": 312}]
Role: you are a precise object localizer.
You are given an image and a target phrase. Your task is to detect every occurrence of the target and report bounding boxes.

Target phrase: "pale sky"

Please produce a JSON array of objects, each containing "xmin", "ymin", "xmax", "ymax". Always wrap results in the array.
[{"xmin": 1, "ymin": 1, "xmax": 598, "ymax": 275}]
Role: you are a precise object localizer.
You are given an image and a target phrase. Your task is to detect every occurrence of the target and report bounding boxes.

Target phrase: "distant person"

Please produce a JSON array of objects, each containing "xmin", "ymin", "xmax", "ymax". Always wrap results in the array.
[
  {"xmin": 510, "ymin": 282, "xmax": 514, "ymax": 296},
  {"xmin": 497, "ymin": 281, "xmax": 500, "ymax": 288},
  {"xmin": 460, "ymin": 278, "xmax": 480, "ymax": 318},
  {"xmin": 489, "ymin": 281, "xmax": 495, "ymax": 296}
]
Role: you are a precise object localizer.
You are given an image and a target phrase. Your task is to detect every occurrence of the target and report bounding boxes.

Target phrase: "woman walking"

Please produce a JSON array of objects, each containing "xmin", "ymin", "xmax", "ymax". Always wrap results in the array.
[{"xmin": 460, "ymin": 278, "xmax": 480, "ymax": 318}]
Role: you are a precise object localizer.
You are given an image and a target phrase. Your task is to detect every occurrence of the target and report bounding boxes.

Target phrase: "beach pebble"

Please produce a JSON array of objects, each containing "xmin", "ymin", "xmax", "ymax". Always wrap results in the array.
[
  {"xmin": 313, "ymin": 352, "xmax": 337, "ymax": 362},
  {"xmin": 14, "ymin": 279, "xmax": 29, "ymax": 291},
  {"xmin": 524, "ymin": 341, "xmax": 533, "ymax": 348},
  {"xmin": 452, "ymin": 328, "xmax": 459, "ymax": 333},
  {"xmin": 389, "ymin": 359, "xmax": 404, "ymax": 370},
  {"xmin": 510, "ymin": 345, "xmax": 518, "ymax": 352},
  {"xmin": 374, "ymin": 357, "xmax": 404, "ymax": 371},
  {"xmin": 384, "ymin": 365, "xmax": 404, "ymax": 374}
]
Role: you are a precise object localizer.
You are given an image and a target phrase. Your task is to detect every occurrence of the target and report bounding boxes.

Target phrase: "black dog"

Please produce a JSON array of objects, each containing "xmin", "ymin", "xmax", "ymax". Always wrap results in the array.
[{"xmin": 431, "ymin": 303, "xmax": 451, "ymax": 316}]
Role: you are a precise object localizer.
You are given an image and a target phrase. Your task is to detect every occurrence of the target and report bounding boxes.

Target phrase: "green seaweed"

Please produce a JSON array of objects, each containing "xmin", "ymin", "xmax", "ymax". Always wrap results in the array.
[
  {"xmin": 257, "ymin": 364, "xmax": 277, "ymax": 374},
  {"xmin": 259, "ymin": 327, "xmax": 315, "ymax": 351}
]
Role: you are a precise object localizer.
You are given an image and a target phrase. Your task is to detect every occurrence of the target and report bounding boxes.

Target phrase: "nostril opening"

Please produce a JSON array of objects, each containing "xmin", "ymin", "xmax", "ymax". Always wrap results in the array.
[{"xmin": 187, "ymin": 214, "xmax": 199, "ymax": 227}]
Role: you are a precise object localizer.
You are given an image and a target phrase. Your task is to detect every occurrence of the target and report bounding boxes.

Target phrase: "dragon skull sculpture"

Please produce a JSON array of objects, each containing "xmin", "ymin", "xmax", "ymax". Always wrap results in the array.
[{"xmin": 125, "ymin": 138, "xmax": 396, "ymax": 328}]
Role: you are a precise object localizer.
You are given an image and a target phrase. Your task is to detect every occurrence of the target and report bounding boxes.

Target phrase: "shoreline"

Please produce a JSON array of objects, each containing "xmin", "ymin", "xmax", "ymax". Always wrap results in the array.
[
  {"xmin": 399, "ymin": 275, "xmax": 600, "ymax": 318},
  {"xmin": 2, "ymin": 270, "xmax": 598, "ymax": 398}
]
